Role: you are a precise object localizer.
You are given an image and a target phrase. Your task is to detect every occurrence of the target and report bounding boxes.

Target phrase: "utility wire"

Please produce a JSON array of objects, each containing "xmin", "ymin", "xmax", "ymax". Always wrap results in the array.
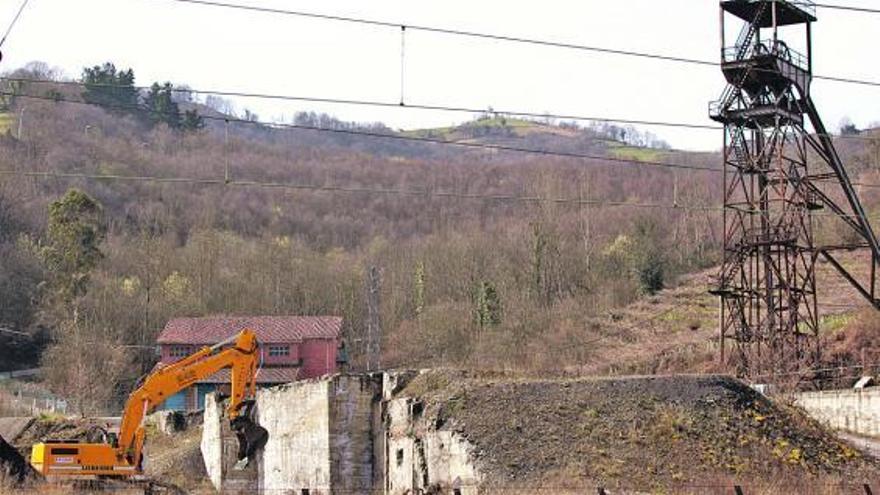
[
  {"xmin": 0, "ymin": 0, "xmax": 31, "ymax": 49},
  {"xmin": 159, "ymin": 0, "xmax": 717, "ymax": 66},
  {"xmin": 0, "ymin": 169, "xmax": 722, "ymax": 211},
  {"xmin": 814, "ymin": 2, "xmax": 880, "ymax": 14},
  {"xmin": 0, "ymin": 76, "xmax": 723, "ymax": 131},
  {"xmin": 1, "ymin": 163, "xmax": 853, "ymax": 220},
  {"xmin": 7, "ymin": 88, "xmax": 880, "ymax": 200},
  {"xmin": 7, "ymin": 77, "xmax": 880, "ymax": 148},
  {"xmin": 155, "ymin": 0, "xmax": 880, "ymax": 88},
  {"xmin": 5, "ymin": 77, "xmax": 877, "ymax": 144},
  {"xmin": 0, "ymin": 89, "xmax": 721, "ymax": 173}
]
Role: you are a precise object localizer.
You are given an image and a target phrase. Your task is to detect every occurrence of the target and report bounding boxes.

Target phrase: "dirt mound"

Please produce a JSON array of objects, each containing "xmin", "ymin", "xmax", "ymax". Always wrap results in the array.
[
  {"xmin": 400, "ymin": 371, "xmax": 880, "ymax": 490},
  {"xmin": 13, "ymin": 417, "xmax": 113, "ymax": 450},
  {"xmin": 0, "ymin": 434, "xmax": 34, "ymax": 485}
]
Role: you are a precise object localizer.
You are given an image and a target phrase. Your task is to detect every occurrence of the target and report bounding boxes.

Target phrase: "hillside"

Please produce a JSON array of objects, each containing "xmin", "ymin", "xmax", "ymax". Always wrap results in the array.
[{"xmin": 0, "ymin": 66, "xmax": 878, "ymax": 414}]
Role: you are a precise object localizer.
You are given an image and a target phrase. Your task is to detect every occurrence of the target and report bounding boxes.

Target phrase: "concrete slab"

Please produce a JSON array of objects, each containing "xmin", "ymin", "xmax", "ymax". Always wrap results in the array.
[{"xmin": 0, "ymin": 417, "xmax": 33, "ymax": 443}]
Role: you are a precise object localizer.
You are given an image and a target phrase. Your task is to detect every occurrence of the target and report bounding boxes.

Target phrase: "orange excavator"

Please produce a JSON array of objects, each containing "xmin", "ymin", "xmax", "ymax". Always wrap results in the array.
[{"xmin": 29, "ymin": 329, "xmax": 269, "ymax": 477}]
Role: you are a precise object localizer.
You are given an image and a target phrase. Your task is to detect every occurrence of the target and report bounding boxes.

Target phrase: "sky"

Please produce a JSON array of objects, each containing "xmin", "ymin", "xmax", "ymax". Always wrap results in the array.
[{"xmin": 0, "ymin": 0, "xmax": 878, "ymax": 151}]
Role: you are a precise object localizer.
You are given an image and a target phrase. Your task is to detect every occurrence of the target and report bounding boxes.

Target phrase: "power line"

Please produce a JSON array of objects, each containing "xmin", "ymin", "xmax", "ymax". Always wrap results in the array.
[
  {"xmin": 9, "ymin": 87, "xmax": 880, "ymax": 200},
  {"xmin": 158, "ymin": 0, "xmax": 717, "ymax": 66},
  {"xmin": 7, "ymin": 88, "xmax": 880, "ymax": 197},
  {"xmin": 0, "ymin": 162, "xmax": 868, "ymax": 221},
  {"xmin": 0, "ymin": 89, "xmax": 722, "ymax": 173},
  {"xmin": 0, "ymin": 0, "xmax": 31, "ymax": 49},
  {"xmin": 155, "ymin": 0, "xmax": 880, "ymax": 88},
  {"xmin": 0, "ymin": 76, "xmax": 722, "ymax": 131},
  {"xmin": 0, "ymin": 169, "xmax": 722, "ymax": 211},
  {"xmin": 814, "ymin": 2, "xmax": 880, "ymax": 14},
  {"xmin": 7, "ymin": 76, "xmax": 880, "ymax": 146}
]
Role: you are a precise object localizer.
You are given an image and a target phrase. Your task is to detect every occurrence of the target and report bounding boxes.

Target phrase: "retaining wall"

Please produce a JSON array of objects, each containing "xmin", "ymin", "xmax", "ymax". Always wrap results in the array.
[{"xmin": 797, "ymin": 388, "xmax": 880, "ymax": 437}]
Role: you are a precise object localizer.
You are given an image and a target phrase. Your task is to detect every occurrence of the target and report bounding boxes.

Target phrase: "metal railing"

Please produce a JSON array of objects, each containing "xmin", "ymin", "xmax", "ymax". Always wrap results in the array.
[
  {"xmin": 729, "ymin": 0, "xmax": 816, "ymax": 18},
  {"xmin": 722, "ymin": 39, "xmax": 809, "ymax": 71}
]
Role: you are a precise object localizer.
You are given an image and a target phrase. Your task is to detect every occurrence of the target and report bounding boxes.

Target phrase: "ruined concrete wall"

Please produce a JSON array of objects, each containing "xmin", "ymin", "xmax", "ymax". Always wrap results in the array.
[
  {"xmin": 385, "ymin": 397, "xmax": 480, "ymax": 495},
  {"xmin": 329, "ymin": 375, "xmax": 382, "ymax": 492},
  {"xmin": 797, "ymin": 388, "xmax": 880, "ymax": 437},
  {"xmin": 423, "ymin": 430, "xmax": 480, "ymax": 492},
  {"xmin": 386, "ymin": 399, "xmax": 415, "ymax": 493},
  {"xmin": 202, "ymin": 374, "xmax": 383, "ymax": 493},
  {"xmin": 258, "ymin": 378, "xmax": 332, "ymax": 493},
  {"xmin": 202, "ymin": 371, "xmax": 479, "ymax": 494}
]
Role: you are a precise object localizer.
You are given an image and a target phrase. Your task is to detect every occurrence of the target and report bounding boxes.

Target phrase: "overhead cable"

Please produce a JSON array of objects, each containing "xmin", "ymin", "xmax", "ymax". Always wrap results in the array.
[
  {"xmin": 0, "ymin": 169, "xmax": 721, "ymax": 211},
  {"xmin": 0, "ymin": 77, "xmax": 723, "ymax": 131},
  {"xmin": 0, "ymin": 89, "xmax": 721, "ymax": 173},
  {"xmin": 156, "ymin": 0, "xmax": 880, "ymax": 88},
  {"xmin": 0, "ymin": 0, "xmax": 31, "ymax": 49}
]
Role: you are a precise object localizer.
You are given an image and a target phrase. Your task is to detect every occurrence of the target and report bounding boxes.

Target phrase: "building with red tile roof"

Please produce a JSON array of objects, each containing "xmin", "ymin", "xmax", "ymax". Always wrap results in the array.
[{"xmin": 156, "ymin": 315, "xmax": 345, "ymax": 411}]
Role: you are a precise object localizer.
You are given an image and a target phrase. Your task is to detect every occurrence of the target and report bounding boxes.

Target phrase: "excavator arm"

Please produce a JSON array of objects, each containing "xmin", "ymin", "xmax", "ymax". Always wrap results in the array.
[
  {"xmin": 30, "ymin": 329, "xmax": 269, "ymax": 477},
  {"xmin": 116, "ymin": 329, "xmax": 262, "ymax": 467}
]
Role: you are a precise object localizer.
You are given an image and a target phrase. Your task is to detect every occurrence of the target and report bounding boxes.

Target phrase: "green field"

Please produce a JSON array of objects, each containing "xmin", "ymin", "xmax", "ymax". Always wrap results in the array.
[
  {"xmin": 402, "ymin": 116, "xmax": 538, "ymax": 140},
  {"xmin": 608, "ymin": 144, "xmax": 665, "ymax": 162},
  {"xmin": 0, "ymin": 113, "xmax": 13, "ymax": 134}
]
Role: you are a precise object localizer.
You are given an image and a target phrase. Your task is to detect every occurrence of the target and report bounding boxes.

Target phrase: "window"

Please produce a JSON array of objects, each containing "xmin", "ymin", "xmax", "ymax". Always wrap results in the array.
[
  {"xmin": 268, "ymin": 345, "xmax": 289, "ymax": 357},
  {"xmin": 396, "ymin": 449, "xmax": 404, "ymax": 467},
  {"xmin": 169, "ymin": 345, "xmax": 191, "ymax": 358}
]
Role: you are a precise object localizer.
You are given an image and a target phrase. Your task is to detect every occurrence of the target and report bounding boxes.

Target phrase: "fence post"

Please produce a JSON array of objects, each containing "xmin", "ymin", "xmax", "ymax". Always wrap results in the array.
[{"xmin": 734, "ymin": 486, "xmax": 745, "ymax": 495}]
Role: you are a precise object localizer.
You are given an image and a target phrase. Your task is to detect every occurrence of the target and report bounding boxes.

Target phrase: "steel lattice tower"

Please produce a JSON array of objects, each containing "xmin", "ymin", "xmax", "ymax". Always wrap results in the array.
[{"xmin": 710, "ymin": 0, "xmax": 880, "ymax": 378}]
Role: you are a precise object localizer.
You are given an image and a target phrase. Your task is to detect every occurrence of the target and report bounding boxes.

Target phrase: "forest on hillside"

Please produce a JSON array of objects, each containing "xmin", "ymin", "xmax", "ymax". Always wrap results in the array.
[{"xmin": 1, "ymin": 61, "xmax": 877, "ymax": 413}]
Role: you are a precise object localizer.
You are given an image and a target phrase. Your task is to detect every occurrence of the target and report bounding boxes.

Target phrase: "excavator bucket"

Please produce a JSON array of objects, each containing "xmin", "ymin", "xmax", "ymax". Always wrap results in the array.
[
  {"xmin": 229, "ymin": 401, "xmax": 268, "ymax": 468},
  {"xmin": 231, "ymin": 416, "xmax": 269, "ymax": 463}
]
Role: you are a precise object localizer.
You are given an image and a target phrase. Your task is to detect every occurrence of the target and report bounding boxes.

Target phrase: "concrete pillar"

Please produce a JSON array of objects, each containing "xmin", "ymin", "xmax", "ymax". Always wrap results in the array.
[{"xmin": 200, "ymin": 393, "xmax": 260, "ymax": 492}]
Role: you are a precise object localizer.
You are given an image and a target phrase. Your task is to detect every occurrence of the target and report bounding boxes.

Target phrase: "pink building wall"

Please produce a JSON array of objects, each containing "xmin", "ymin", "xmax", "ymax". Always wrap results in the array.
[
  {"xmin": 298, "ymin": 339, "xmax": 338, "ymax": 379},
  {"xmin": 159, "ymin": 339, "xmax": 337, "ymax": 379}
]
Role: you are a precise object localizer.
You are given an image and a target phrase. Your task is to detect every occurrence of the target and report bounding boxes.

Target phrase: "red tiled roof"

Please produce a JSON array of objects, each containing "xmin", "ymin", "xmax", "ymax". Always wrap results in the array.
[
  {"xmin": 157, "ymin": 316, "xmax": 342, "ymax": 345},
  {"xmin": 197, "ymin": 367, "xmax": 301, "ymax": 384}
]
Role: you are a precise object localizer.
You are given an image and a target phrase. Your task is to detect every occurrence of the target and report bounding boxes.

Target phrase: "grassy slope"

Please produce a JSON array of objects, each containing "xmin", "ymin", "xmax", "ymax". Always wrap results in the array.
[
  {"xmin": 606, "ymin": 141, "xmax": 666, "ymax": 162},
  {"xmin": 556, "ymin": 250, "xmax": 876, "ymax": 377},
  {"xmin": 404, "ymin": 117, "xmax": 592, "ymax": 141}
]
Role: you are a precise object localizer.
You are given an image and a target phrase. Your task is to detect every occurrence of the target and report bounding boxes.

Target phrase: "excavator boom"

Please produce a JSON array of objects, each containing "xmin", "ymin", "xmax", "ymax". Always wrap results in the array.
[{"xmin": 30, "ymin": 328, "xmax": 269, "ymax": 477}]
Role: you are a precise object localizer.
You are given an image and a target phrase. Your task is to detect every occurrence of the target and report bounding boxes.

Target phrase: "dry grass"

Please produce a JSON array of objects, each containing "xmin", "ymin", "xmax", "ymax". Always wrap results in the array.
[{"xmin": 556, "ymin": 250, "xmax": 879, "ymax": 378}]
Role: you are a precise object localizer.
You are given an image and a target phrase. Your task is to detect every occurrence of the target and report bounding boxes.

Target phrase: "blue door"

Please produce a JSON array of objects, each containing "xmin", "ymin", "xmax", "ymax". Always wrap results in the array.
[{"xmin": 164, "ymin": 389, "xmax": 187, "ymax": 411}]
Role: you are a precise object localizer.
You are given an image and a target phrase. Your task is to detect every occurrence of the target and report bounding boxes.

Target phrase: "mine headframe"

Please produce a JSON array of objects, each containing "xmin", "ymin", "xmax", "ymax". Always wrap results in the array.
[{"xmin": 709, "ymin": 0, "xmax": 880, "ymax": 378}]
